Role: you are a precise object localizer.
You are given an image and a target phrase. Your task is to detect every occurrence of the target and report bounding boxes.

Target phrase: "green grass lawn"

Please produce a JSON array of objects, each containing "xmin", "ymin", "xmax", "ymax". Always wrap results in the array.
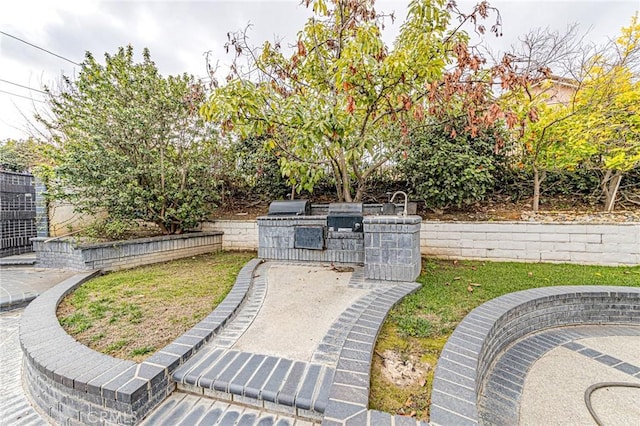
[
  {"xmin": 58, "ymin": 251, "xmax": 255, "ymax": 362},
  {"xmin": 369, "ymin": 259, "xmax": 640, "ymax": 421}
]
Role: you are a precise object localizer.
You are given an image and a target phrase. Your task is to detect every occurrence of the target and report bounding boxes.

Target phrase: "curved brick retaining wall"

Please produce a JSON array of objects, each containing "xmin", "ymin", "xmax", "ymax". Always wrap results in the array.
[
  {"xmin": 20, "ymin": 259, "xmax": 261, "ymax": 425},
  {"xmin": 429, "ymin": 286, "xmax": 640, "ymax": 426},
  {"xmin": 32, "ymin": 231, "xmax": 223, "ymax": 271}
]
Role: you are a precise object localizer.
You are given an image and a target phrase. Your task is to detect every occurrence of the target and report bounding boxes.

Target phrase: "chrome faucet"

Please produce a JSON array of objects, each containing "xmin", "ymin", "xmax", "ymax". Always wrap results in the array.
[{"xmin": 389, "ymin": 191, "xmax": 408, "ymax": 216}]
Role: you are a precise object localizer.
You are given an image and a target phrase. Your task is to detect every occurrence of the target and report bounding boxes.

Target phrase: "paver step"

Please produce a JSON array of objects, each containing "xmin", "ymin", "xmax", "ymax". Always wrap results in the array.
[
  {"xmin": 0, "ymin": 259, "xmax": 37, "ymax": 267},
  {"xmin": 139, "ymin": 392, "xmax": 319, "ymax": 425},
  {"xmin": 173, "ymin": 348, "xmax": 334, "ymax": 418}
]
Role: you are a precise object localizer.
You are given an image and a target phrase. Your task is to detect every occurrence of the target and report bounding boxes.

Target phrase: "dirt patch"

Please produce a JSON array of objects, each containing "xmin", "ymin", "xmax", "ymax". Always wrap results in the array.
[
  {"xmin": 378, "ymin": 349, "xmax": 432, "ymax": 388},
  {"xmin": 210, "ymin": 196, "xmax": 640, "ymax": 223}
]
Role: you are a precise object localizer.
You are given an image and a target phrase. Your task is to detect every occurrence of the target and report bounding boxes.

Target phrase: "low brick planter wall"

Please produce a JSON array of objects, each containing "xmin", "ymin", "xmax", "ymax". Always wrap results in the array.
[
  {"xmin": 20, "ymin": 259, "xmax": 261, "ymax": 425},
  {"xmin": 430, "ymin": 286, "xmax": 640, "ymax": 426},
  {"xmin": 32, "ymin": 232, "xmax": 223, "ymax": 271}
]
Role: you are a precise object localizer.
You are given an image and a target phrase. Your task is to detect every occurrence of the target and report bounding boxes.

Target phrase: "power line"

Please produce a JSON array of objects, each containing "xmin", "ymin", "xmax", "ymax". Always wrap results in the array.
[
  {"xmin": 0, "ymin": 78, "xmax": 47, "ymax": 95},
  {"xmin": 0, "ymin": 30, "xmax": 80, "ymax": 66},
  {"xmin": 0, "ymin": 89, "xmax": 45, "ymax": 103}
]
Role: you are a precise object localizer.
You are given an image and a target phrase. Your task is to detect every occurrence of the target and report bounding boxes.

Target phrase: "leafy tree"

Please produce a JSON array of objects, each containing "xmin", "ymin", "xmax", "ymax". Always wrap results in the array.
[
  {"xmin": 401, "ymin": 118, "xmax": 504, "ymax": 209},
  {"xmin": 518, "ymin": 14, "xmax": 640, "ymax": 212},
  {"xmin": 229, "ymin": 136, "xmax": 290, "ymax": 201},
  {"xmin": 0, "ymin": 138, "xmax": 45, "ymax": 173},
  {"xmin": 498, "ymin": 14, "xmax": 640, "ymax": 212},
  {"xmin": 40, "ymin": 46, "xmax": 220, "ymax": 234},
  {"xmin": 560, "ymin": 16, "xmax": 640, "ymax": 211},
  {"xmin": 201, "ymin": 0, "xmax": 502, "ymax": 202},
  {"xmin": 494, "ymin": 24, "xmax": 590, "ymax": 211}
]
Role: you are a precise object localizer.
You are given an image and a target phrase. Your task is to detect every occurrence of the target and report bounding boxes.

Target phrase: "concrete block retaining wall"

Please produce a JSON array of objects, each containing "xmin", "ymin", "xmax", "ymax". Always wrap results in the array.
[
  {"xmin": 430, "ymin": 286, "xmax": 640, "ymax": 426},
  {"xmin": 32, "ymin": 232, "xmax": 223, "ymax": 271},
  {"xmin": 205, "ymin": 219, "xmax": 640, "ymax": 266},
  {"xmin": 422, "ymin": 221, "xmax": 640, "ymax": 266},
  {"xmin": 200, "ymin": 220, "xmax": 258, "ymax": 250},
  {"xmin": 20, "ymin": 259, "xmax": 262, "ymax": 425}
]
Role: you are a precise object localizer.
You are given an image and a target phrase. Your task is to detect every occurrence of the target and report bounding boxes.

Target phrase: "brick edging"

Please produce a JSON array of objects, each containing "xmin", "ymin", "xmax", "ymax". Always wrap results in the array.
[
  {"xmin": 20, "ymin": 258, "xmax": 262, "ymax": 425},
  {"xmin": 321, "ymin": 281, "xmax": 429, "ymax": 426},
  {"xmin": 429, "ymin": 286, "xmax": 640, "ymax": 426}
]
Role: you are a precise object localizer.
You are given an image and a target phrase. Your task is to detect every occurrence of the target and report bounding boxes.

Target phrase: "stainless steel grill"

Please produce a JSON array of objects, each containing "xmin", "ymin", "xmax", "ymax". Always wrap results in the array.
[
  {"xmin": 267, "ymin": 200, "xmax": 311, "ymax": 216},
  {"xmin": 327, "ymin": 203, "xmax": 363, "ymax": 232}
]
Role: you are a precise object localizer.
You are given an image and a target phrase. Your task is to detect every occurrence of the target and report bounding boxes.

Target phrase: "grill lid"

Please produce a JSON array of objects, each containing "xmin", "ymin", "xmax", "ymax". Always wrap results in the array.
[
  {"xmin": 327, "ymin": 203, "xmax": 363, "ymax": 232},
  {"xmin": 267, "ymin": 200, "xmax": 311, "ymax": 216}
]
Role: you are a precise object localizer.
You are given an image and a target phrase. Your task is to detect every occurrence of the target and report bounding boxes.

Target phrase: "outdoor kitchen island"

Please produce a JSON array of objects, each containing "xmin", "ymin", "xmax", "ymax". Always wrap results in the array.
[{"xmin": 257, "ymin": 201, "xmax": 422, "ymax": 282}]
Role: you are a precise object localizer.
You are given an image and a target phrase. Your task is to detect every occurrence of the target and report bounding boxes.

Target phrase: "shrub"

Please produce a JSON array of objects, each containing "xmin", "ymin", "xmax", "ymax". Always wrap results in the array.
[
  {"xmin": 400, "ymin": 121, "xmax": 505, "ymax": 209},
  {"xmin": 40, "ymin": 46, "xmax": 220, "ymax": 234}
]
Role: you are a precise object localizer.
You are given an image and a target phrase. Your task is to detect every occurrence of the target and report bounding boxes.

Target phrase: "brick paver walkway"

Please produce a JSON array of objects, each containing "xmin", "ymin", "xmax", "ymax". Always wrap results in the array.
[{"xmin": 0, "ymin": 310, "xmax": 46, "ymax": 425}]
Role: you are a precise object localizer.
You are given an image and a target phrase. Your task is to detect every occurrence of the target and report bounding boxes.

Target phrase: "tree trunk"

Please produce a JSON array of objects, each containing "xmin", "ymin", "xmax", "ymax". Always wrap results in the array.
[
  {"xmin": 339, "ymin": 155, "xmax": 352, "ymax": 202},
  {"xmin": 604, "ymin": 171, "xmax": 623, "ymax": 213},
  {"xmin": 334, "ymin": 180, "xmax": 343, "ymax": 202},
  {"xmin": 342, "ymin": 184, "xmax": 353, "ymax": 202},
  {"xmin": 532, "ymin": 167, "xmax": 546, "ymax": 212},
  {"xmin": 354, "ymin": 184, "xmax": 364, "ymax": 203},
  {"xmin": 158, "ymin": 222, "xmax": 169, "ymax": 235},
  {"xmin": 329, "ymin": 156, "xmax": 344, "ymax": 202}
]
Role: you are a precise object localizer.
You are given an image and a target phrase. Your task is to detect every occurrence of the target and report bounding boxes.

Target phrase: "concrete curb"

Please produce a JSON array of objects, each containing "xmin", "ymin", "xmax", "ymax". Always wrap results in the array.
[
  {"xmin": 0, "ymin": 291, "xmax": 39, "ymax": 312},
  {"xmin": 0, "ymin": 258, "xmax": 36, "ymax": 267},
  {"xmin": 0, "ymin": 255, "xmax": 39, "ymax": 311}
]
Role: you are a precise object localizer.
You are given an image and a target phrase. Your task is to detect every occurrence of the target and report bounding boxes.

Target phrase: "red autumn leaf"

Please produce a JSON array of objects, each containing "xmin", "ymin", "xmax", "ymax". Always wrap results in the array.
[
  {"xmin": 346, "ymin": 95, "xmax": 355, "ymax": 114},
  {"xmin": 297, "ymin": 40, "xmax": 307, "ymax": 57},
  {"xmin": 413, "ymin": 103, "xmax": 425, "ymax": 121},
  {"xmin": 505, "ymin": 112, "xmax": 518, "ymax": 128}
]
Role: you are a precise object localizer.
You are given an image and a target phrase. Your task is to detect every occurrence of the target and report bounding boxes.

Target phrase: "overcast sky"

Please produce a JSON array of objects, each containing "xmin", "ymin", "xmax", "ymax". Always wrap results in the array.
[{"xmin": 1, "ymin": 0, "xmax": 638, "ymax": 140}]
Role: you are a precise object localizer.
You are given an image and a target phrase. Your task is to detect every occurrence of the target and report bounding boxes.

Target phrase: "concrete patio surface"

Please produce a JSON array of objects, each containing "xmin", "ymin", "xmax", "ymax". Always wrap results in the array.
[
  {"xmin": 1, "ymin": 253, "xmax": 74, "ymax": 311},
  {"xmin": 520, "ymin": 335, "xmax": 640, "ymax": 426},
  {"xmin": 232, "ymin": 264, "xmax": 368, "ymax": 361}
]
